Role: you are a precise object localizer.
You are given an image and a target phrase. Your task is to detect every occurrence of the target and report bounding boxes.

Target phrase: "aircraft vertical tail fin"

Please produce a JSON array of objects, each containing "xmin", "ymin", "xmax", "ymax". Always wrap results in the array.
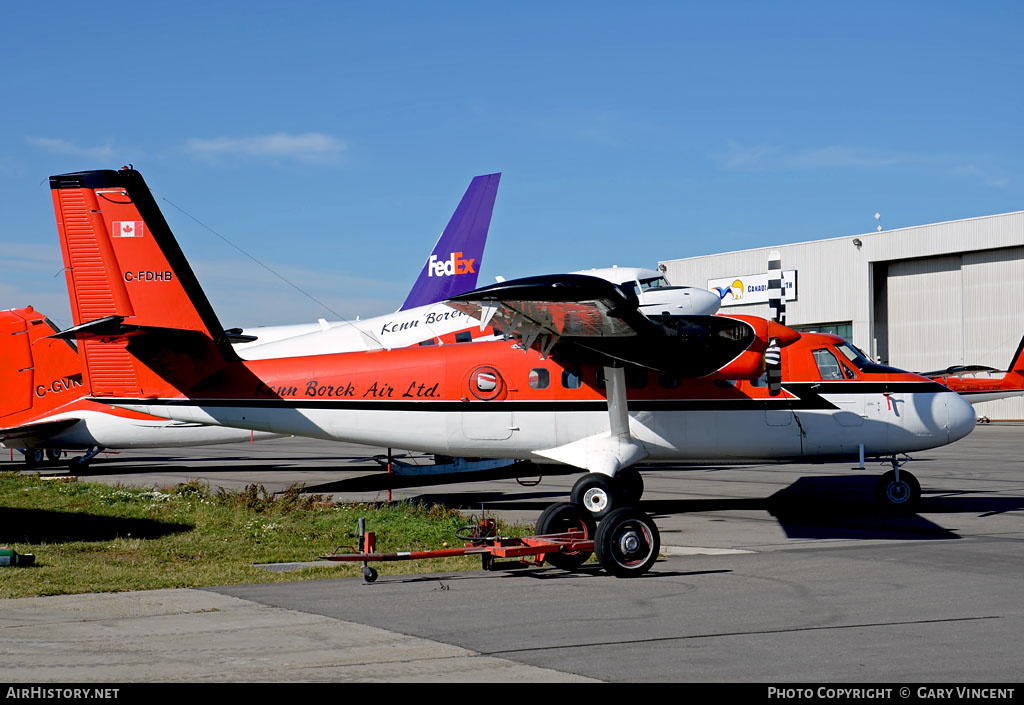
[
  {"xmin": 399, "ymin": 173, "xmax": 500, "ymax": 311},
  {"xmin": 49, "ymin": 168, "xmax": 235, "ymax": 398},
  {"xmin": 1002, "ymin": 335, "xmax": 1024, "ymax": 384},
  {"xmin": 0, "ymin": 307, "xmax": 85, "ymax": 423}
]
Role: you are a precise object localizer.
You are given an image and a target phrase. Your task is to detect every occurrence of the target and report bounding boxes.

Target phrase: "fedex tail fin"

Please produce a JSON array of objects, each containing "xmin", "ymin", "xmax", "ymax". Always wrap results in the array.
[
  {"xmin": 399, "ymin": 173, "xmax": 499, "ymax": 311},
  {"xmin": 50, "ymin": 168, "xmax": 236, "ymax": 398}
]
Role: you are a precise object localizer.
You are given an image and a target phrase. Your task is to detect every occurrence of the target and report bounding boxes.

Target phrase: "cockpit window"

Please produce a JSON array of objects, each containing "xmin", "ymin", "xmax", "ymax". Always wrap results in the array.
[
  {"xmin": 639, "ymin": 277, "xmax": 669, "ymax": 290},
  {"xmin": 813, "ymin": 349, "xmax": 846, "ymax": 381},
  {"xmin": 833, "ymin": 341, "xmax": 902, "ymax": 374},
  {"xmin": 623, "ymin": 277, "xmax": 670, "ymax": 296}
]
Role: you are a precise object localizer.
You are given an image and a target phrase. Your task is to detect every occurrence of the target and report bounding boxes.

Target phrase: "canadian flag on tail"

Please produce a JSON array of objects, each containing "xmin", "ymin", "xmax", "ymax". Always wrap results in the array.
[{"xmin": 113, "ymin": 221, "xmax": 144, "ymax": 238}]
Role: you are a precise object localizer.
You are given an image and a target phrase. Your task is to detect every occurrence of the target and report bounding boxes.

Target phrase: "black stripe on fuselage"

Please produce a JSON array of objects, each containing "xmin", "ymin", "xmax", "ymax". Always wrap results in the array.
[{"xmin": 92, "ymin": 381, "xmax": 952, "ymax": 413}]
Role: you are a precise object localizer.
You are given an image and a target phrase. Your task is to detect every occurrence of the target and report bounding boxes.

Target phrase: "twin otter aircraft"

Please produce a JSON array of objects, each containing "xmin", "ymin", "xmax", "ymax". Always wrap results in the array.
[{"xmin": 47, "ymin": 168, "xmax": 975, "ymax": 574}]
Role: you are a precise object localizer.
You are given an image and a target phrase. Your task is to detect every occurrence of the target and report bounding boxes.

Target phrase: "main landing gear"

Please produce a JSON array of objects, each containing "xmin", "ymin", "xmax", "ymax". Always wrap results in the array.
[
  {"xmin": 875, "ymin": 455, "xmax": 921, "ymax": 513},
  {"xmin": 22, "ymin": 448, "xmax": 65, "ymax": 469},
  {"xmin": 569, "ymin": 468, "xmax": 644, "ymax": 520}
]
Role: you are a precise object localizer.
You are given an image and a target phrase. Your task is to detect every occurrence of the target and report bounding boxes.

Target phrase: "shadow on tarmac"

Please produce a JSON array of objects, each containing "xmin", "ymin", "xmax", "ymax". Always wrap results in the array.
[
  {"xmin": 0, "ymin": 507, "xmax": 192, "ymax": 543},
  {"xmin": 313, "ymin": 471, "xmax": 1024, "ymax": 542}
]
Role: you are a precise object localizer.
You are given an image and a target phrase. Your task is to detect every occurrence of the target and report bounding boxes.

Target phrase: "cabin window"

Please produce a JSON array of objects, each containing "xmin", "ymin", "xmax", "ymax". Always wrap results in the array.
[
  {"xmin": 812, "ymin": 349, "xmax": 845, "ymax": 381},
  {"xmin": 419, "ymin": 338, "xmax": 437, "ymax": 346},
  {"xmin": 455, "ymin": 331, "xmax": 472, "ymax": 343},
  {"xmin": 529, "ymin": 368, "xmax": 550, "ymax": 390},
  {"xmin": 562, "ymin": 369, "xmax": 583, "ymax": 389},
  {"xmin": 658, "ymin": 372, "xmax": 679, "ymax": 389},
  {"xmin": 469, "ymin": 366, "xmax": 504, "ymax": 400},
  {"xmin": 625, "ymin": 367, "xmax": 648, "ymax": 389}
]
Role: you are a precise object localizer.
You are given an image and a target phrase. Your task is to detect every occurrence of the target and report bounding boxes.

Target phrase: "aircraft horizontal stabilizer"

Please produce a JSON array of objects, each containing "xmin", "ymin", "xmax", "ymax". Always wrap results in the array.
[{"xmin": 0, "ymin": 417, "xmax": 81, "ymax": 444}]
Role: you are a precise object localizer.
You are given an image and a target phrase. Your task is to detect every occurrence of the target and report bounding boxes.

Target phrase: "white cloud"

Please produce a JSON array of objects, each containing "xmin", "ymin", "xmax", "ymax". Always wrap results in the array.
[
  {"xmin": 714, "ymin": 140, "xmax": 1010, "ymax": 188},
  {"xmin": 27, "ymin": 137, "xmax": 116, "ymax": 159},
  {"xmin": 184, "ymin": 132, "xmax": 347, "ymax": 164}
]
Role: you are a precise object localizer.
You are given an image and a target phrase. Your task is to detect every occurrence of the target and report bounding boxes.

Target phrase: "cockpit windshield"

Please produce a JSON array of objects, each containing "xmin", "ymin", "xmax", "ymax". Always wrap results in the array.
[
  {"xmin": 834, "ymin": 341, "xmax": 903, "ymax": 374},
  {"xmin": 639, "ymin": 277, "xmax": 669, "ymax": 290}
]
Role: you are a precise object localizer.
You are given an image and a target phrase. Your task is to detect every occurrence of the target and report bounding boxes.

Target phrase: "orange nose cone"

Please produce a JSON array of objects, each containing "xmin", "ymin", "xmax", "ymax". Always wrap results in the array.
[{"xmin": 768, "ymin": 320, "xmax": 801, "ymax": 347}]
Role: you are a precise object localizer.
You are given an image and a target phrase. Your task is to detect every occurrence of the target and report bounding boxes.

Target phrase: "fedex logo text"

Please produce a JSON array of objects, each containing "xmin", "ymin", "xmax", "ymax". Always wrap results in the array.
[{"xmin": 428, "ymin": 252, "xmax": 475, "ymax": 277}]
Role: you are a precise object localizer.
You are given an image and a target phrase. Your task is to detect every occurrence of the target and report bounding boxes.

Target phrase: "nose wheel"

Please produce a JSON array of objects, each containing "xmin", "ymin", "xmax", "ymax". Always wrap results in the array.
[{"xmin": 875, "ymin": 456, "xmax": 921, "ymax": 513}]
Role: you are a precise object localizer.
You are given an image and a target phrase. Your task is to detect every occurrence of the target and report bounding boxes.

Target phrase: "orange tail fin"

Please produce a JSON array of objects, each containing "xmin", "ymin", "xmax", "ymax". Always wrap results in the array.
[{"xmin": 50, "ymin": 169, "xmax": 236, "ymax": 398}]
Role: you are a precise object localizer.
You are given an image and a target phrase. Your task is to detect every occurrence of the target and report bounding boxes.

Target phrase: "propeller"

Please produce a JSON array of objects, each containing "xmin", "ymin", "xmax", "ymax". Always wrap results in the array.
[{"xmin": 766, "ymin": 250, "xmax": 785, "ymax": 396}]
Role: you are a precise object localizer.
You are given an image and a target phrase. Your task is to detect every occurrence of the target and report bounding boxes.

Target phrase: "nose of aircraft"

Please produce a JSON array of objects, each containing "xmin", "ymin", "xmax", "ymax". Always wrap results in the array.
[
  {"xmin": 946, "ymin": 391, "xmax": 977, "ymax": 442},
  {"xmin": 689, "ymin": 287, "xmax": 723, "ymax": 315}
]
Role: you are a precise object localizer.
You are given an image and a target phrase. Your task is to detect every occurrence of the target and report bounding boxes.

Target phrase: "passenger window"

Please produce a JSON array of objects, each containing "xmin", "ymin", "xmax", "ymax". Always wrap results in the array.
[
  {"xmin": 813, "ymin": 349, "xmax": 845, "ymax": 381},
  {"xmin": 562, "ymin": 369, "xmax": 583, "ymax": 389},
  {"xmin": 529, "ymin": 368, "xmax": 550, "ymax": 390},
  {"xmin": 658, "ymin": 372, "xmax": 679, "ymax": 389},
  {"xmin": 419, "ymin": 339, "xmax": 437, "ymax": 346},
  {"xmin": 625, "ymin": 367, "xmax": 648, "ymax": 389},
  {"xmin": 455, "ymin": 331, "xmax": 472, "ymax": 343}
]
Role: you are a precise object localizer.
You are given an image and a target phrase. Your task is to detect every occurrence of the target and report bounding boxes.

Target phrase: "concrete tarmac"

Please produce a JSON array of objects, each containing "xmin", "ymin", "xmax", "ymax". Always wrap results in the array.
[{"xmin": 2, "ymin": 424, "xmax": 1023, "ymax": 682}]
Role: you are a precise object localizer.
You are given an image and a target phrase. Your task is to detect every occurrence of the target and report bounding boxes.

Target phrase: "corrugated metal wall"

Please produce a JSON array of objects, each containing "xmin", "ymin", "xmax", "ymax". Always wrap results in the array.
[
  {"xmin": 886, "ymin": 247, "xmax": 1024, "ymax": 419},
  {"xmin": 660, "ymin": 210, "xmax": 1024, "ymax": 420}
]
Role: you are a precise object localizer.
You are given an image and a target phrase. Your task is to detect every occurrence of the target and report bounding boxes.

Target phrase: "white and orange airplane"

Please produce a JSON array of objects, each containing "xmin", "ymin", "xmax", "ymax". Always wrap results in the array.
[
  {"xmin": 1, "ymin": 173, "xmax": 502, "ymax": 467},
  {"xmin": 46, "ymin": 166, "xmax": 976, "ymax": 558},
  {"xmin": 922, "ymin": 336, "xmax": 1024, "ymax": 406}
]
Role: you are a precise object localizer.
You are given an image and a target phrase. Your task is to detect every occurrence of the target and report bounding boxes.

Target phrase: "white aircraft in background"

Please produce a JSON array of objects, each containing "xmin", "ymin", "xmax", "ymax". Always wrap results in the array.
[{"xmin": 2, "ymin": 172, "xmax": 501, "ymax": 467}]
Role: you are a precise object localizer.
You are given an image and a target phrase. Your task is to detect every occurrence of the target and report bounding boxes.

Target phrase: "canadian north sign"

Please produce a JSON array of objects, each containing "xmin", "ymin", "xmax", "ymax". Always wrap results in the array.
[{"xmin": 707, "ymin": 270, "xmax": 797, "ymax": 307}]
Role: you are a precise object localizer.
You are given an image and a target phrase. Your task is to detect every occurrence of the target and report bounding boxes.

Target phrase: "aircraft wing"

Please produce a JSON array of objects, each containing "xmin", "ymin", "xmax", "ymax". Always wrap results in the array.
[
  {"xmin": 447, "ymin": 274, "xmax": 776, "ymax": 376},
  {"xmin": 0, "ymin": 418, "xmax": 81, "ymax": 446}
]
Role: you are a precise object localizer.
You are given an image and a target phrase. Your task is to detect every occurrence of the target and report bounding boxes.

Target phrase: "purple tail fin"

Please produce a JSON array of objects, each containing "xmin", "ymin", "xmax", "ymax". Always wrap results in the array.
[{"xmin": 400, "ymin": 173, "xmax": 500, "ymax": 311}]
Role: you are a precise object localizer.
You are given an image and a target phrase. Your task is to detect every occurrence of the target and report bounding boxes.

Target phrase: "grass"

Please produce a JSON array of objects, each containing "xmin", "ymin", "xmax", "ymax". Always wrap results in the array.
[{"xmin": 0, "ymin": 473, "xmax": 531, "ymax": 598}]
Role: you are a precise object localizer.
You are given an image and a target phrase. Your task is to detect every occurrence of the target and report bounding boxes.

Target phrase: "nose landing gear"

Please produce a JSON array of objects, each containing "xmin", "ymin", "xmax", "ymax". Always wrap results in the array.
[{"xmin": 875, "ymin": 455, "xmax": 921, "ymax": 513}]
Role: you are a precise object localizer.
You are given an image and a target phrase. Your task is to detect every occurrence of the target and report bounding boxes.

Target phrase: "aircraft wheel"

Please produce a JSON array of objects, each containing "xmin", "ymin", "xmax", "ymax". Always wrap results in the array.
[
  {"xmin": 615, "ymin": 468, "xmax": 644, "ymax": 504},
  {"xmin": 535, "ymin": 502, "xmax": 596, "ymax": 570},
  {"xmin": 68, "ymin": 455, "xmax": 91, "ymax": 470},
  {"xmin": 875, "ymin": 470, "xmax": 921, "ymax": 513},
  {"xmin": 570, "ymin": 474, "xmax": 618, "ymax": 520},
  {"xmin": 45, "ymin": 449, "xmax": 63, "ymax": 464},
  {"xmin": 24, "ymin": 449, "xmax": 44, "ymax": 469},
  {"xmin": 595, "ymin": 508, "xmax": 660, "ymax": 578}
]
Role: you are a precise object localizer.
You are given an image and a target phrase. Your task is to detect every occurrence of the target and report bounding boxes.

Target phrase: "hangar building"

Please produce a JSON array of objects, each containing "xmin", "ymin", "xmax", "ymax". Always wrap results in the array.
[{"xmin": 659, "ymin": 209, "xmax": 1024, "ymax": 420}]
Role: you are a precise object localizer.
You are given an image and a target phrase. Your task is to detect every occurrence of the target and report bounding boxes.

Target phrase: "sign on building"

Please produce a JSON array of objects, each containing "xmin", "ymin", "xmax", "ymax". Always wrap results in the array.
[{"xmin": 707, "ymin": 271, "xmax": 797, "ymax": 307}]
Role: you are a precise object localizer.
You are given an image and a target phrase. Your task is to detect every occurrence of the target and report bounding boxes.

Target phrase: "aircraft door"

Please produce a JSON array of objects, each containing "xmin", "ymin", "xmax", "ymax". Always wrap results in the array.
[
  {"xmin": 813, "ymin": 347, "xmax": 865, "ymax": 426},
  {"xmin": 461, "ymin": 365, "xmax": 513, "ymax": 440},
  {"xmin": 0, "ymin": 313, "xmax": 34, "ymax": 418}
]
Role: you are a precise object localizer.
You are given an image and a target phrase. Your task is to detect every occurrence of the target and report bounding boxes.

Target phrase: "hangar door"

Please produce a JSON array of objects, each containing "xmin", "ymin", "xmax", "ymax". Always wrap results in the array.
[{"xmin": 884, "ymin": 246, "xmax": 1024, "ymax": 418}]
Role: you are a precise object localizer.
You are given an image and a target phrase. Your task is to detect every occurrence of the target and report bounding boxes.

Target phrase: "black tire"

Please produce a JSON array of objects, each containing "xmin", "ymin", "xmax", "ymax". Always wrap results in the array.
[
  {"xmin": 594, "ymin": 508, "xmax": 660, "ymax": 578},
  {"xmin": 875, "ymin": 470, "xmax": 921, "ymax": 513},
  {"xmin": 68, "ymin": 455, "xmax": 91, "ymax": 470},
  {"xmin": 24, "ymin": 449, "xmax": 44, "ymax": 469},
  {"xmin": 535, "ymin": 502, "xmax": 596, "ymax": 570},
  {"xmin": 45, "ymin": 449, "xmax": 63, "ymax": 464},
  {"xmin": 615, "ymin": 468, "xmax": 644, "ymax": 505},
  {"xmin": 570, "ymin": 474, "xmax": 618, "ymax": 519}
]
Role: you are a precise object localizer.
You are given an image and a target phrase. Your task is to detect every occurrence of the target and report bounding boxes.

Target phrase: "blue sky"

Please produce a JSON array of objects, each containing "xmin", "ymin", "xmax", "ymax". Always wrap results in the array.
[{"xmin": 2, "ymin": 2, "xmax": 1023, "ymax": 327}]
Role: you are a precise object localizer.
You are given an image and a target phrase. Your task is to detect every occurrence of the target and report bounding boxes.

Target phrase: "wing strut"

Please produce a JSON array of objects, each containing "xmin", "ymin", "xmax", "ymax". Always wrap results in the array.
[{"xmin": 532, "ymin": 365, "xmax": 648, "ymax": 476}]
